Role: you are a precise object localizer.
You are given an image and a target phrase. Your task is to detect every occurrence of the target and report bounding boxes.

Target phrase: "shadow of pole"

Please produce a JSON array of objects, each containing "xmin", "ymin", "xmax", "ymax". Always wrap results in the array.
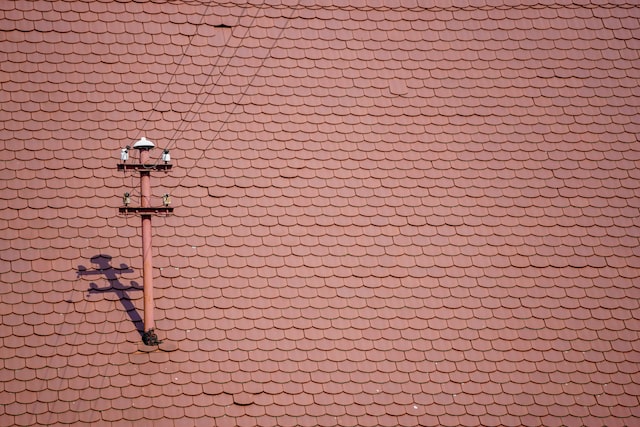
[{"xmin": 78, "ymin": 254, "xmax": 144, "ymax": 336}]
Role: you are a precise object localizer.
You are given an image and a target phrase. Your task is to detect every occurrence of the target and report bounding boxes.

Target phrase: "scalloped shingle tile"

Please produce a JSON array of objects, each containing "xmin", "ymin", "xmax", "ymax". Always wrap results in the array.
[{"xmin": 1, "ymin": 1, "xmax": 640, "ymax": 426}]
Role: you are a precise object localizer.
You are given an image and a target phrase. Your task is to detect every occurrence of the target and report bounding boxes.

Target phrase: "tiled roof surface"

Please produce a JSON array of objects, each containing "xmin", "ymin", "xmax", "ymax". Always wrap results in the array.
[{"xmin": 2, "ymin": 0, "xmax": 640, "ymax": 425}]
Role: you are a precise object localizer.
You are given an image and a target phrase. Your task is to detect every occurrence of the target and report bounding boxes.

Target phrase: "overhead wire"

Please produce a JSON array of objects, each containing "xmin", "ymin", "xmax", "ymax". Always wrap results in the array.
[
  {"xmin": 168, "ymin": 1, "xmax": 301, "ymax": 192},
  {"xmin": 136, "ymin": 2, "xmax": 213, "ymax": 140},
  {"xmin": 151, "ymin": 2, "xmax": 254, "ymax": 168},
  {"xmin": 120, "ymin": 1, "xmax": 299, "ymax": 206},
  {"xmin": 123, "ymin": 1, "xmax": 213, "ymax": 201}
]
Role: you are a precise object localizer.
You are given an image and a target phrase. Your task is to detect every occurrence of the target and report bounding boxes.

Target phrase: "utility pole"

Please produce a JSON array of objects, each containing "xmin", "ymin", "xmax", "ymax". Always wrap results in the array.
[{"xmin": 118, "ymin": 137, "xmax": 173, "ymax": 347}]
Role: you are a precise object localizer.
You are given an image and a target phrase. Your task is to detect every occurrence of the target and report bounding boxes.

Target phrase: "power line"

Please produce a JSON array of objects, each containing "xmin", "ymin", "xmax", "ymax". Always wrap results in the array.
[
  {"xmin": 153, "ymin": 3, "xmax": 255, "ymax": 166},
  {"xmin": 170, "ymin": 2, "xmax": 300, "ymax": 192},
  {"xmin": 123, "ymin": 3, "xmax": 212, "ymax": 201},
  {"xmin": 123, "ymin": 2, "xmax": 230, "ymax": 197},
  {"xmin": 137, "ymin": 3, "xmax": 213, "ymax": 140}
]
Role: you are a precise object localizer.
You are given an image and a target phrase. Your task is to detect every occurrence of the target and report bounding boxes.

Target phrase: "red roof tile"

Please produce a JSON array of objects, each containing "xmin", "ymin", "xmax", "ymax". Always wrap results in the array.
[{"xmin": 2, "ymin": 0, "xmax": 640, "ymax": 425}]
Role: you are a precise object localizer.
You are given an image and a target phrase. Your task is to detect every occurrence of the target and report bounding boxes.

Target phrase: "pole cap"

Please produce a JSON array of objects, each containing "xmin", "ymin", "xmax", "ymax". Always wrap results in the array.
[{"xmin": 133, "ymin": 137, "xmax": 155, "ymax": 150}]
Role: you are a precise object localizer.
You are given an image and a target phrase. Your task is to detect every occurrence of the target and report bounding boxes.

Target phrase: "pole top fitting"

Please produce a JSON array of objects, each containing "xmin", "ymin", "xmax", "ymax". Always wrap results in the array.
[{"xmin": 133, "ymin": 137, "xmax": 155, "ymax": 150}]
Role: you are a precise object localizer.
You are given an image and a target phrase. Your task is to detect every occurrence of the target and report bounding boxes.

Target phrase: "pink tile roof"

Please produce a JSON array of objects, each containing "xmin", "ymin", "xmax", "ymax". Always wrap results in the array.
[{"xmin": 2, "ymin": 0, "xmax": 640, "ymax": 425}]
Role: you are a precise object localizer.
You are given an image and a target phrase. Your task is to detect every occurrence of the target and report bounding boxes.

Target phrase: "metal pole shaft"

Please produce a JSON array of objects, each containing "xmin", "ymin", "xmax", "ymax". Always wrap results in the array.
[
  {"xmin": 139, "ymin": 149, "xmax": 154, "ymax": 333},
  {"xmin": 142, "ymin": 214, "xmax": 153, "ymax": 331}
]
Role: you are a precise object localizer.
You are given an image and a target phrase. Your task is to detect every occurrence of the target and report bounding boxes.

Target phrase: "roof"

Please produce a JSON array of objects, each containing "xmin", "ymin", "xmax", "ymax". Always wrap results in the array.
[{"xmin": 1, "ymin": 0, "xmax": 640, "ymax": 425}]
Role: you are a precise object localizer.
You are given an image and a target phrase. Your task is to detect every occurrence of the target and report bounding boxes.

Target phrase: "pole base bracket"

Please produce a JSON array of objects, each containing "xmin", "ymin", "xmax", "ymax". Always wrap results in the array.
[{"xmin": 142, "ymin": 328, "xmax": 162, "ymax": 346}]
